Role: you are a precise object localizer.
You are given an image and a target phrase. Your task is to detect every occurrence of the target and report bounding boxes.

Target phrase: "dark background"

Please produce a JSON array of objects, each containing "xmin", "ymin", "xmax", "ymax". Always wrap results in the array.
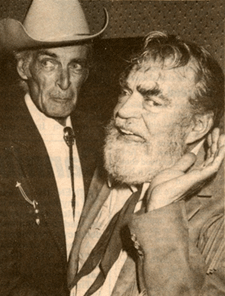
[{"xmin": 0, "ymin": 0, "xmax": 224, "ymax": 123}]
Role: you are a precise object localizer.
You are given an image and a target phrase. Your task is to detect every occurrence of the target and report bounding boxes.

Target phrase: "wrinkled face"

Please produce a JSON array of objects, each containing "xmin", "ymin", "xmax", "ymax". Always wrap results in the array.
[
  {"xmin": 104, "ymin": 61, "xmax": 196, "ymax": 184},
  {"xmin": 25, "ymin": 45, "xmax": 89, "ymax": 118}
]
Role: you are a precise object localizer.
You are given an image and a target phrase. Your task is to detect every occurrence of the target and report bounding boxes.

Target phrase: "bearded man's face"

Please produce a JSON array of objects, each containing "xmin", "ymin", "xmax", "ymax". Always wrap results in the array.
[{"xmin": 104, "ymin": 61, "xmax": 196, "ymax": 185}]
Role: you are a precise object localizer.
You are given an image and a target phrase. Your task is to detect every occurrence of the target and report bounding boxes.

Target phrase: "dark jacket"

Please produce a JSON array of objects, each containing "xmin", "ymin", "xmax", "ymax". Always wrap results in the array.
[{"xmin": 0, "ymin": 90, "xmax": 104, "ymax": 296}]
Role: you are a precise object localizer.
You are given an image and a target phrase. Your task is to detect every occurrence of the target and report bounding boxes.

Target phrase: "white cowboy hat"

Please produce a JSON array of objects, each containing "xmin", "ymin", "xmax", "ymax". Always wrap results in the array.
[{"xmin": 0, "ymin": 0, "xmax": 108, "ymax": 51}]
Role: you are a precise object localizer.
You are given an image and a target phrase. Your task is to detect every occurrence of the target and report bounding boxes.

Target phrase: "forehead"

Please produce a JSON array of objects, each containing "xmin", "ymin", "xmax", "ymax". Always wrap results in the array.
[
  {"xmin": 33, "ymin": 45, "xmax": 88, "ymax": 61},
  {"xmin": 127, "ymin": 61, "xmax": 196, "ymax": 102}
]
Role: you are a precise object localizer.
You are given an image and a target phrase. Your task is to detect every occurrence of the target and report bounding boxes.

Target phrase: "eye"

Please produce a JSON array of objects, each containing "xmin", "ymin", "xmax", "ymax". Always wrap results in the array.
[
  {"xmin": 120, "ymin": 88, "xmax": 131, "ymax": 96},
  {"xmin": 40, "ymin": 59, "xmax": 57, "ymax": 71},
  {"xmin": 144, "ymin": 97, "xmax": 163, "ymax": 107},
  {"xmin": 118, "ymin": 89, "xmax": 131, "ymax": 103},
  {"xmin": 70, "ymin": 62, "xmax": 84, "ymax": 73}
]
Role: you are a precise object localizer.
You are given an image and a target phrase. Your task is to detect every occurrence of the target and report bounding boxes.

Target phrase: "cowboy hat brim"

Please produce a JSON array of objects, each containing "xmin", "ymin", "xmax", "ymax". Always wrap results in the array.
[{"xmin": 2, "ymin": 8, "xmax": 108, "ymax": 51}]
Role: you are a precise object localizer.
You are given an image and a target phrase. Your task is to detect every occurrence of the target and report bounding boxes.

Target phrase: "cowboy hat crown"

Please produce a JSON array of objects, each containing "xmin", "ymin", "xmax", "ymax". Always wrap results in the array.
[{"xmin": 0, "ymin": 0, "xmax": 108, "ymax": 50}]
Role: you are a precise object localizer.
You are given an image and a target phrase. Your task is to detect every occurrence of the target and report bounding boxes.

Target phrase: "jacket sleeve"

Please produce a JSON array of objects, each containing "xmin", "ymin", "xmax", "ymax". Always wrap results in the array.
[
  {"xmin": 0, "ymin": 151, "xmax": 47, "ymax": 296},
  {"xmin": 129, "ymin": 201, "xmax": 225, "ymax": 296},
  {"xmin": 0, "ymin": 190, "xmax": 47, "ymax": 296}
]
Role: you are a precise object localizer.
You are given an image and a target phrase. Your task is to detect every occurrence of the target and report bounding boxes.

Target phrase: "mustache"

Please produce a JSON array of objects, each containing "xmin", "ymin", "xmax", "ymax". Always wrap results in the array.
[
  {"xmin": 105, "ymin": 119, "xmax": 120, "ymax": 135},
  {"xmin": 106, "ymin": 119, "xmax": 129, "ymax": 134},
  {"xmin": 113, "ymin": 120, "xmax": 144, "ymax": 139},
  {"xmin": 105, "ymin": 120, "xmax": 146, "ymax": 145}
]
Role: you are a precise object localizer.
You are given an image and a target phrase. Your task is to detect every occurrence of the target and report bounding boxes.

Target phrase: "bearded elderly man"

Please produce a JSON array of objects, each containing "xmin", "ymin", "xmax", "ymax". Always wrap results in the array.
[
  {"xmin": 0, "ymin": 0, "xmax": 108, "ymax": 295},
  {"xmin": 67, "ymin": 32, "xmax": 225, "ymax": 296}
]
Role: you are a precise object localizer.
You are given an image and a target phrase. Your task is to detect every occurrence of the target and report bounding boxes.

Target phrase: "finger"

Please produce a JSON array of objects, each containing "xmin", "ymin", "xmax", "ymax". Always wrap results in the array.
[
  {"xmin": 207, "ymin": 132, "xmax": 212, "ymax": 147},
  {"xmin": 207, "ymin": 148, "xmax": 211, "ymax": 160},
  {"xmin": 204, "ymin": 156, "xmax": 214, "ymax": 167},
  {"xmin": 207, "ymin": 132, "xmax": 212, "ymax": 159},
  {"xmin": 171, "ymin": 153, "xmax": 196, "ymax": 172},
  {"xmin": 174, "ymin": 146, "xmax": 224, "ymax": 194},
  {"xmin": 213, "ymin": 145, "xmax": 225, "ymax": 167},
  {"xmin": 205, "ymin": 134, "xmax": 225, "ymax": 167},
  {"xmin": 205, "ymin": 145, "xmax": 225, "ymax": 171},
  {"xmin": 211, "ymin": 128, "xmax": 220, "ymax": 154},
  {"xmin": 218, "ymin": 134, "xmax": 225, "ymax": 148}
]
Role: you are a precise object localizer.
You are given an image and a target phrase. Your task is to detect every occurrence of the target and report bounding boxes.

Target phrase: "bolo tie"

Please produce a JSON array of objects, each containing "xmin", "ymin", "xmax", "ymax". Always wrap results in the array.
[{"xmin": 63, "ymin": 126, "xmax": 76, "ymax": 219}]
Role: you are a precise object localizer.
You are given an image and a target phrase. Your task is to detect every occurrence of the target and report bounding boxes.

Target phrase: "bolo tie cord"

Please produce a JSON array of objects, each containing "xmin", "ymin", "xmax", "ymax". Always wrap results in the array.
[{"xmin": 63, "ymin": 126, "xmax": 76, "ymax": 219}]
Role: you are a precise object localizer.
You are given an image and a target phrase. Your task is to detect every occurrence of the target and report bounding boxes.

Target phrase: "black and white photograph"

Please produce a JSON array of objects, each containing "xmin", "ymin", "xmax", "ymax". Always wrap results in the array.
[{"xmin": 0, "ymin": 0, "xmax": 224, "ymax": 295}]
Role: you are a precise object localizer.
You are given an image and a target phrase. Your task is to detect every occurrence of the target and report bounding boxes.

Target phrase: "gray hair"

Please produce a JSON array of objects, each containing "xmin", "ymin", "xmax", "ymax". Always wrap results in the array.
[
  {"xmin": 120, "ymin": 31, "xmax": 224, "ymax": 128},
  {"xmin": 14, "ymin": 50, "xmax": 33, "ymax": 92}
]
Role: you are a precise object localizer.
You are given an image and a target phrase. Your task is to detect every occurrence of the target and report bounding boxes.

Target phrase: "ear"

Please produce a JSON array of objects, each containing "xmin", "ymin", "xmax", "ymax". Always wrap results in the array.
[
  {"xmin": 185, "ymin": 112, "xmax": 214, "ymax": 144},
  {"xmin": 17, "ymin": 59, "xmax": 30, "ymax": 80}
]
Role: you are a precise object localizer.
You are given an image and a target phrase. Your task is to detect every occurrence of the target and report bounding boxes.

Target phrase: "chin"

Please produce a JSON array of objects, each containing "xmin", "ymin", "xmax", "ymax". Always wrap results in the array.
[
  {"xmin": 44, "ymin": 107, "xmax": 74, "ymax": 119},
  {"xmin": 104, "ymin": 138, "xmax": 169, "ymax": 185},
  {"xmin": 104, "ymin": 120, "xmax": 187, "ymax": 185}
]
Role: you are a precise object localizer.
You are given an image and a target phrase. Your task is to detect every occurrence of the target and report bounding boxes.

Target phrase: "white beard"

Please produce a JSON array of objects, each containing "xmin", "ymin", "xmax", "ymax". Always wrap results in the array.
[{"xmin": 104, "ymin": 120, "xmax": 188, "ymax": 185}]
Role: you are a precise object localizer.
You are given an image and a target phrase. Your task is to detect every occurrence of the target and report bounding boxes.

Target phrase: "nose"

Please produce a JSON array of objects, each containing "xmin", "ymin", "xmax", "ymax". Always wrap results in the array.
[
  {"xmin": 57, "ymin": 68, "xmax": 71, "ymax": 90},
  {"xmin": 115, "ymin": 93, "xmax": 142, "ymax": 119}
]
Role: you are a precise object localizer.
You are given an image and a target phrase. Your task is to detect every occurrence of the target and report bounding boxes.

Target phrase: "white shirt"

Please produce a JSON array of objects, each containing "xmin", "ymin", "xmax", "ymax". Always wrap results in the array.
[
  {"xmin": 25, "ymin": 94, "xmax": 85, "ymax": 260},
  {"xmin": 77, "ymin": 183, "xmax": 149, "ymax": 296}
]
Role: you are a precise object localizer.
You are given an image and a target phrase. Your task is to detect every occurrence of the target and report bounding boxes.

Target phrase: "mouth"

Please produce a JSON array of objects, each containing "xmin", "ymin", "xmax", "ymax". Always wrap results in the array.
[
  {"xmin": 117, "ymin": 127, "xmax": 145, "ymax": 142},
  {"xmin": 51, "ymin": 96, "xmax": 72, "ymax": 103}
]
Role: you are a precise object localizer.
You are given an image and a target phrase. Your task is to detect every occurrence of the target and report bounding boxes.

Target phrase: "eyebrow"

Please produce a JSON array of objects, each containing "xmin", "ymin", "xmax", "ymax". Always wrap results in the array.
[
  {"xmin": 70, "ymin": 58, "xmax": 87, "ymax": 65},
  {"xmin": 120, "ymin": 79, "xmax": 129, "ymax": 90},
  {"xmin": 120, "ymin": 81, "xmax": 162, "ymax": 97},
  {"xmin": 37, "ymin": 50, "xmax": 58, "ymax": 59},
  {"xmin": 137, "ymin": 84, "xmax": 171, "ymax": 105},
  {"xmin": 120, "ymin": 80, "xmax": 171, "ymax": 105},
  {"xmin": 137, "ymin": 85, "xmax": 161, "ymax": 97},
  {"xmin": 36, "ymin": 50, "xmax": 87, "ymax": 66}
]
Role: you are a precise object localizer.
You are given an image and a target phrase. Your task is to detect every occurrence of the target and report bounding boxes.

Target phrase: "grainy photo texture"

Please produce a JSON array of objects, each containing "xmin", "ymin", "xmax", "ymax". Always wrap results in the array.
[{"xmin": 0, "ymin": 1, "xmax": 224, "ymax": 296}]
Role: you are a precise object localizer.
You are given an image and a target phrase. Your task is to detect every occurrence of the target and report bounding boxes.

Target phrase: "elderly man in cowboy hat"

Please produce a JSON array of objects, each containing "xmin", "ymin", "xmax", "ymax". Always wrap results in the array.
[
  {"xmin": 0, "ymin": 0, "xmax": 108, "ymax": 295},
  {"xmin": 67, "ymin": 32, "xmax": 225, "ymax": 295}
]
